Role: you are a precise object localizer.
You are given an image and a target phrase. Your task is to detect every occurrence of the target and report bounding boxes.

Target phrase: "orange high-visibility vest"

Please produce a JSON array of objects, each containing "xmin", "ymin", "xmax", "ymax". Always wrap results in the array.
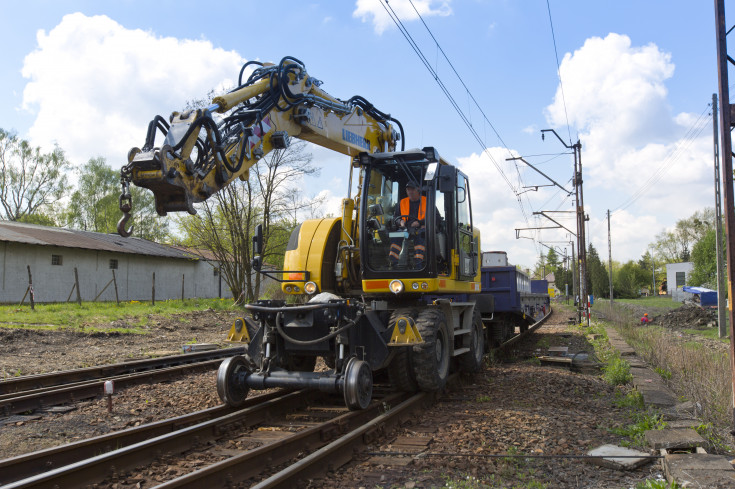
[{"xmin": 400, "ymin": 196, "xmax": 426, "ymax": 221}]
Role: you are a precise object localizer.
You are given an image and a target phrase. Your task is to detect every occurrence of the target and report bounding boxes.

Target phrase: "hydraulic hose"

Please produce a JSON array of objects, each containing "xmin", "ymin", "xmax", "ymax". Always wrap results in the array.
[{"xmin": 274, "ymin": 309, "xmax": 363, "ymax": 346}]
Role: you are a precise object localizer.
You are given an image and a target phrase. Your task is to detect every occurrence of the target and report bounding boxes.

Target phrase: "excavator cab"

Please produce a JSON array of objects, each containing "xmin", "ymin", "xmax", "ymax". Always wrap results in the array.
[{"xmin": 359, "ymin": 147, "xmax": 475, "ymax": 285}]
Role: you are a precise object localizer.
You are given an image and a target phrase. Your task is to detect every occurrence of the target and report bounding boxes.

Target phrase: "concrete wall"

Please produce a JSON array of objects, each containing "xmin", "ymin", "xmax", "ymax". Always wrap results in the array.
[{"xmin": 0, "ymin": 242, "xmax": 228, "ymax": 303}]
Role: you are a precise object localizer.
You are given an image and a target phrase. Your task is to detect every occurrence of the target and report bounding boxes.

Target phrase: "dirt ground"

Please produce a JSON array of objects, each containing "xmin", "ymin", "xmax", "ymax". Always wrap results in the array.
[
  {"xmin": 0, "ymin": 305, "xmax": 675, "ymax": 488},
  {"xmin": 0, "ymin": 308, "xmax": 242, "ymax": 378}
]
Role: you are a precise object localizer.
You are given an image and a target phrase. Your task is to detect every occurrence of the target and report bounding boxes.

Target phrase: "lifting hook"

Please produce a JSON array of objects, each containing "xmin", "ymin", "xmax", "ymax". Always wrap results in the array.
[{"xmin": 117, "ymin": 188, "xmax": 134, "ymax": 238}]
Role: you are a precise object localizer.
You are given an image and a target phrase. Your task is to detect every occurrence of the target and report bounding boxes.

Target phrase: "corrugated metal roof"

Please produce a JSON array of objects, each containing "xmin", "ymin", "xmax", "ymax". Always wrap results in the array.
[{"xmin": 0, "ymin": 221, "xmax": 198, "ymax": 260}]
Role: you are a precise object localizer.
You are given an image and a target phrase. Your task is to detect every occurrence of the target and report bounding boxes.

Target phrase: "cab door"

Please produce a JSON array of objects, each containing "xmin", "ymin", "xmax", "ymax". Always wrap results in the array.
[{"xmin": 456, "ymin": 172, "xmax": 477, "ymax": 281}]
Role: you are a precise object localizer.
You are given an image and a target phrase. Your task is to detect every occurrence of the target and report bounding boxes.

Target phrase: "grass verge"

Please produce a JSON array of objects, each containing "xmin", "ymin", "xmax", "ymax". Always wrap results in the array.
[{"xmin": 0, "ymin": 298, "xmax": 236, "ymax": 333}]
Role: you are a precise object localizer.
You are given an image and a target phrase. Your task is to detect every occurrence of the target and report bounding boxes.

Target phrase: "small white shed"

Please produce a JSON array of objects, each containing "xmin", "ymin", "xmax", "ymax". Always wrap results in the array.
[{"xmin": 666, "ymin": 262, "xmax": 693, "ymax": 302}]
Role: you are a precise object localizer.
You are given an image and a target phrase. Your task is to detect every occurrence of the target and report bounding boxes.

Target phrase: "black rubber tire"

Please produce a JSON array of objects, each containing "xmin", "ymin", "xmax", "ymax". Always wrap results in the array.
[
  {"xmin": 387, "ymin": 309, "xmax": 419, "ymax": 392},
  {"xmin": 458, "ymin": 308, "xmax": 485, "ymax": 373},
  {"xmin": 411, "ymin": 307, "xmax": 450, "ymax": 391}
]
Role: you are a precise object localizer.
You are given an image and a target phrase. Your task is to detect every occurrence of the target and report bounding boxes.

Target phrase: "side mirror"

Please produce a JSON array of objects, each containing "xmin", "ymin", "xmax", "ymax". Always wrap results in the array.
[
  {"xmin": 437, "ymin": 165, "xmax": 456, "ymax": 193},
  {"xmin": 253, "ymin": 224, "xmax": 263, "ymax": 255},
  {"xmin": 252, "ymin": 224, "xmax": 263, "ymax": 271}
]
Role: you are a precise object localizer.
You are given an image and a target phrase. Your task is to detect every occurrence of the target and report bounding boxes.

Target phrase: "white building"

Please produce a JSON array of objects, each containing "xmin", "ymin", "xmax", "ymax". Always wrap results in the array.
[
  {"xmin": 0, "ymin": 221, "xmax": 226, "ymax": 303},
  {"xmin": 665, "ymin": 262, "xmax": 694, "ymax": 302}
]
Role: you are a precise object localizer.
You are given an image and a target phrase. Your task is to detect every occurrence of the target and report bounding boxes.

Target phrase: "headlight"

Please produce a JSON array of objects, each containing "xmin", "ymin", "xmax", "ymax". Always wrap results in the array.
[
  {"xmin": 421, "ymin": 282, "xmax": 429, "ymax": 290},
  {"xmin": 412, "ymin": 282, "xmax": 420, "ymax": 290},
  {"xmin": 389, "ymin": 280, "xmax": 404, "ymax": 294},
  {"xmin": 304, "ymin": 281, "xmax": 318, "ymax": 295},
  {"xmin": 285, "ymin": 285, "xmax": 293, "ymax": 293},
  {"xmin": 292, "ymin": 285, "xmax": 300, "ymax": 293}
]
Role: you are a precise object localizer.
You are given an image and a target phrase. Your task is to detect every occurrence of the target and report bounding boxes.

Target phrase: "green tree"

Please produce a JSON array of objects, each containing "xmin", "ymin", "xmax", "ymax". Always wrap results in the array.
[
  {"xmin": 614, "ymin": 260, "xmax": 649, "ymax": 298},
  {"xmin": 64, "ymin": 157, "xmax": 169, "ymax": 241},
  {"xmin": 0, "ymin": 128, "xmax": 70, "ymax": 221},
  {"xmin": 688, "ymin": 228, "xmax": 724, "ymax": 289},
  {"xmin": 546, "ymin": 248, "xmax": 560, "ymax": 275},
  {"xmin": 586, "ymin": 244, "xmax": 609, "ymax": 299}
]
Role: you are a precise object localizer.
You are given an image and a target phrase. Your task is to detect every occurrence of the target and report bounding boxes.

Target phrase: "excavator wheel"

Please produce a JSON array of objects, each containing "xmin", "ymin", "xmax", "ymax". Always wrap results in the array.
[
  {"xmin": 457, "ymin": 308, "xmax": 485, "ymax": 373},
  {"xmin": 343, "ymin": 357, "xmax": 373, "ymax": 410},
  {"xmin": 411, "ymin": 307, "xmax": 450, "ymax": 391},
  {"xmin": 216, "ymin": 356, "xmax": 250, "ymax": 408}
]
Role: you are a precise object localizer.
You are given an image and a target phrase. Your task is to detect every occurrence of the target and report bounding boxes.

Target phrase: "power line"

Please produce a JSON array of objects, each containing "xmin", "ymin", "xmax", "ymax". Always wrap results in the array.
[
  {"xmin": 379, "ymin": 0, "xmax": 531, "ymax": 224},
  {"xmin": 545, "ymin": 0, "xmax": 573, "ymax": 145}
]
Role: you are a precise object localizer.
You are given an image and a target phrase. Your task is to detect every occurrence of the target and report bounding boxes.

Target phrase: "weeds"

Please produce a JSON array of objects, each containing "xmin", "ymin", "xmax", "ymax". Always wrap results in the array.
[
  {"xmin": 694, "ymin": 422, "xmax": 732, "ymax": 453},
  {"xmin": 602, "ymin": 356, "xmax": 632, "ymax": 385},
  {"xmin": 613, "ymin": 389, "xmax": 644, "ymax": 409},
  {"xmin": 654, "ymin": 366, "xmax": 672, "ymax": 380},
  {"xmin": 610, "ymin": 410, "xmax": 666, "ymax": 448},
  {"xmin": 634, "ymin": 477, "xmax": 681, "ymax": 489},
  {"xmin": 595, "ymin": 301, "xmax": 732, "ymax": 431}
]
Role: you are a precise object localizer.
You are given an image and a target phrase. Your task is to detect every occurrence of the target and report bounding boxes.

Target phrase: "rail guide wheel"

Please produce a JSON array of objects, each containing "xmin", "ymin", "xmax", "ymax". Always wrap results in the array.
[
  {"xmin": 343, "ymin": 357, "xmax": 373, "ymax": 410},
  {"xmin": 217, "ymin": 355, "xmax": 251, "ymax": 408}
]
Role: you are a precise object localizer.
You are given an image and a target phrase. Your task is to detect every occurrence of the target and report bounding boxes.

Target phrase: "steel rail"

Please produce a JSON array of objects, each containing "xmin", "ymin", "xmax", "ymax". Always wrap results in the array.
[
  {"xmin": 494, "ymin": 307, "xmax": 552, "ymax": 352},
  {"xmin": 251, "ymin": 391, "xmax": 429, "ymax": 489},
  {"xmin": 152, "ymin": 391, "xmax": 411, "ymax": 489},
  {"xmin": 0, "ymin": 347, "xmax": 245, "ymax": 395},
  {"xmin": 3, "ymin": 389, "xmax": 317, "ymax": 489},
  {"xmin": 0, "ymin": 390, "xmax": 284, "ymax": 485},
  {"xmin": 0, "ymin": 358, "xmax": 225, "ymax": 416}
]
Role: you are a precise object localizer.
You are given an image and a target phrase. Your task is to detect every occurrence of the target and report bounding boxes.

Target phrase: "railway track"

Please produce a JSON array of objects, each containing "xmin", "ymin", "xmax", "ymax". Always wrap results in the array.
[
  {"xmin": 0, "ymin": 347, "xmax": 244, "ymax": 416},
  {"xmin": 0, "ymin": 312, "xmax": 550, "ymax": 488},
  {"xmin": 1, "ymin": 386, "xmax": 419, "ymax": 489}
]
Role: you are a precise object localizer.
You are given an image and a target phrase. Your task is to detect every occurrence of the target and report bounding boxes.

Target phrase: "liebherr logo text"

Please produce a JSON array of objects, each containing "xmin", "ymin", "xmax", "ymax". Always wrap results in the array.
[{"xmin": 342, "ymin": 129, "xmax": 371, "ymax": 150}]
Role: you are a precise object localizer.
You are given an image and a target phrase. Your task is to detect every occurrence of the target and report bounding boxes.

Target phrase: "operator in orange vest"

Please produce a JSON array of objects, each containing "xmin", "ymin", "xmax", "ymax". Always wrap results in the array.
[{"xmin": 390, "ymin": 181, "xmax": 428, "ymax": 268}]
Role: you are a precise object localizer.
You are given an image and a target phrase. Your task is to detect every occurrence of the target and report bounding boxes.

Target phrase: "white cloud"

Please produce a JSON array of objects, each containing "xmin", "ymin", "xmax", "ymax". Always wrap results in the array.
[
  {"xmin": 543, "ymin": 33, "xmax": 713, "ymax": 261},
  {"xmin": 353, "ymin": 0, "xmax": 452, "ymax": 35},
  {"xmin": 21, "ymin": 13, "xmax": 244, "ymax": 168}
]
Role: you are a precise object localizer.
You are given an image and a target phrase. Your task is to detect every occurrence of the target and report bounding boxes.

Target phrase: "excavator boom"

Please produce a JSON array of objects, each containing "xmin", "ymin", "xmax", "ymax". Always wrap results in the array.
[{"xmin": 118, "ymin": 56, "xmax": 402, "ymax": 234}]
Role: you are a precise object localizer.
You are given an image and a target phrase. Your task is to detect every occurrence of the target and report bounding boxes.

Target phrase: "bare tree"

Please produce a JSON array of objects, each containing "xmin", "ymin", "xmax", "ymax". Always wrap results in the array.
[
  {"xmin": 177, "ymin": 140, "xmax": 323, "ymax": 302},
  {"xmin": 0, "ymin": 129, "xmax": 70, "ymax": 221}
]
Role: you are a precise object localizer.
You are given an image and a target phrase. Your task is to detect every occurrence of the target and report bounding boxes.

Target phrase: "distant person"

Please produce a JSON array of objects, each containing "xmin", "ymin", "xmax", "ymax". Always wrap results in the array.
[{"xmin": 641, "ymin": 313, "xmax": 650, "ymax": 324}]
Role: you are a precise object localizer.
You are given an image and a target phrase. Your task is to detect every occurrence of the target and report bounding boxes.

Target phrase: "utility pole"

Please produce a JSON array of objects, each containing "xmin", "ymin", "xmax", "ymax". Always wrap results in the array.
[
  {"xmin": 651, "ymin": 252, "xmax": 656, "ymax": 298},
  {"xmin": 607, "ymin": 210, "xmax": 613, "ymax": 304},
  {"xmin": 713, "ymin": 92, "xmax": 728, "ymax": 338},
  {"xmin": 714, "ymin": 0, "xmax": 735, "ymax": 434},
  {"xmin": 542, "ymin": 129, "xmax": 588, "ymax": 326}
]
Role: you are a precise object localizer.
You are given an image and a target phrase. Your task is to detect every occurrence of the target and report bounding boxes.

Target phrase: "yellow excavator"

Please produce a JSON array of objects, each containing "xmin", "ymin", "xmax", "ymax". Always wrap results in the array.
[{"xmin": 118, "ymin": 56, "xmax": 489, "ymax": 409}]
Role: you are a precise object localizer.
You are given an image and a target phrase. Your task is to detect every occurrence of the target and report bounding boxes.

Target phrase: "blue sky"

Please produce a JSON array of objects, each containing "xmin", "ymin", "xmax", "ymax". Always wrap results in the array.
[{"xmin": 0, "ymin": 1, "xmax": 720, "ymax": 269}]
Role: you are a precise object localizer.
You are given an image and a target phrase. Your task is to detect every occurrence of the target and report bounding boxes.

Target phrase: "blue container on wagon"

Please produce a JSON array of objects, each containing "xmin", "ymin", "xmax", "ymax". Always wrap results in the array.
[{"xmin": 531, "ymin": 279, "xmax": 548, "ymax": 294}]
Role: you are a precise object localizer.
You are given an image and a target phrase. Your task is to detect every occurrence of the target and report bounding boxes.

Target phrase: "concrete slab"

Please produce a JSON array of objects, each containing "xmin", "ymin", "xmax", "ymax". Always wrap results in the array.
[
  {"xmin": 663, "ymin": 453, "xmax": 735, "ymax": 487},
  {"xmin": 636, "ymin": 387, "xmax": 677, "ymax": 408},
  {"xmin": 665, "ymin": 419, "xmax": 701, "ymax": 429},
  {"xmin": 625, "ymin": 356, "xmax": 647, "ymax": 368},
  {"xmin": 586, "ymin": 444, "xmax": 653, "ymax": 471},
  {"xmin": 645, "ymin": 428, "xmax": 705, "ymax": 450}
]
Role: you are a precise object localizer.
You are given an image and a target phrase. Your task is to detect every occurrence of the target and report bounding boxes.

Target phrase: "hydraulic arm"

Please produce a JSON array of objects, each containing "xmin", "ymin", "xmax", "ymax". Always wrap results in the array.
[{"xmin": 118, "ymin": 56, "xmax": 403, "ymax": 236}]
